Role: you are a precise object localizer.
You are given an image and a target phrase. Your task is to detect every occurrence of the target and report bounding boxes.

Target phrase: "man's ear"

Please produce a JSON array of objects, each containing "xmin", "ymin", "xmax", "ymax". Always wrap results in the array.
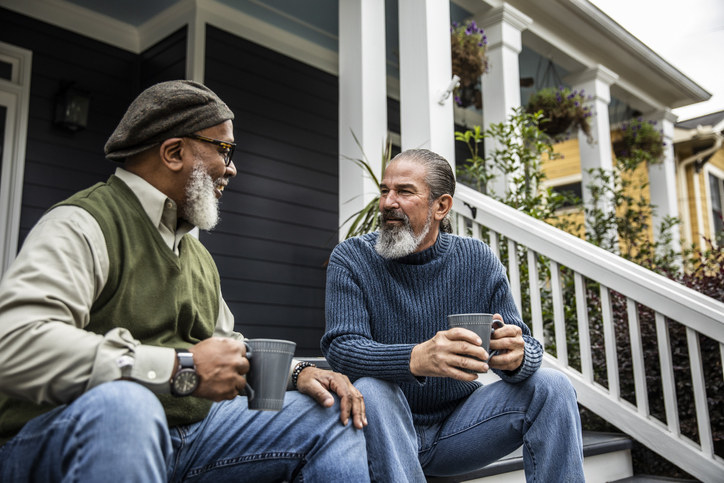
[
  {"xmin": 433, "ymin": 194, "xmax": 453, "ymax": 221},
  {"xmin": 159, "ymin": 138, "xmax": 185, "ymax": 172}
]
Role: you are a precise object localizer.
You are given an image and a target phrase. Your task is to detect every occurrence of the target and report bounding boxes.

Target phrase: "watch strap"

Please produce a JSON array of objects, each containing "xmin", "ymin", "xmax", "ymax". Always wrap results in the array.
[{"xmin": 175, "ymin": 348, "xmax": 195, "ymax": 370}]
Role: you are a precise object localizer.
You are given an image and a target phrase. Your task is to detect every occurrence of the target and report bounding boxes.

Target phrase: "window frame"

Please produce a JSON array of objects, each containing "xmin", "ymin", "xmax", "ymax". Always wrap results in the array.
[{"xmin": 0, "ymin": 41, "xmax": 32, "ymax": 277}]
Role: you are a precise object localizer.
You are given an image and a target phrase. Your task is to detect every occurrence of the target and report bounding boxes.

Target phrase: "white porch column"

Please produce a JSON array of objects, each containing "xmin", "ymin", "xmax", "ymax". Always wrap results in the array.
[
  {"xmin": 567, "ymin": 65, "xmax": 619, "ymax": 232},
  {"xmin": 338, "ymin": 0, "xmax": 388, "ymax": 241},
  {"xmin": 477, "ymin": 5, "xmax": 531, "ymax": 197},
  {"xmin": 398, "ymin": 0, "xmax": 455, "ymax": 163},
  {"xmin": 646, "ymin": 109, "xmax": 681, "ymax": 252}
]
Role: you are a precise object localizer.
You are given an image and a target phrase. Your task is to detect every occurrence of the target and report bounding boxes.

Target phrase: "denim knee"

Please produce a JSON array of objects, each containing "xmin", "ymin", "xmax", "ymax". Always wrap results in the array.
[
  {"xmin": 354, "ymin": 377, "xmax": 400, "ymax": 396},
  {"xmin": 75, "ymin": 380, "xmax": 167, "ymax": 434},
  {"xmin": 524, "ymin": 368, "xmax": 579, "ymax": 413},
  {"xmin": 354, "ymin": 378, "xmax": 406, "ymax": 406}
]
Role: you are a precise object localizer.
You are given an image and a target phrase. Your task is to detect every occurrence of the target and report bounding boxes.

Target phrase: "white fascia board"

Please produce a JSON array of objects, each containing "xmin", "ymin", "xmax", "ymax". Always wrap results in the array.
[
  {"xmin": 564, "ymin": 0, "xmax": 711, "ymax": 103},
  {"xmin": 0, "ymin": 0, "xmax": 140, "ymax": 52},
  {"xmin": 137, "ymin": 0, "xmax": 196, "ymax": 52}
]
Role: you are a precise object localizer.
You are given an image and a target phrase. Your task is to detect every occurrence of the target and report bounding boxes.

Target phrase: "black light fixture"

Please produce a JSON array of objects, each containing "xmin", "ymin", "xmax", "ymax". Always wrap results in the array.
[{"xmin": 54, "ymin": 82, "xmax": 90, "ymax": 132}]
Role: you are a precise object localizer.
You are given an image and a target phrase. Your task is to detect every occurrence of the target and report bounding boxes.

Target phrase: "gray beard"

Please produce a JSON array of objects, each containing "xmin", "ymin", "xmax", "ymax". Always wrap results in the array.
[
  {"xmin": 181, "ymin": 163, "xmax": 220, "ymax": 231},
  {"xmin": 375, "ymin": 209, "xmax": 432, "ymax": 259}
]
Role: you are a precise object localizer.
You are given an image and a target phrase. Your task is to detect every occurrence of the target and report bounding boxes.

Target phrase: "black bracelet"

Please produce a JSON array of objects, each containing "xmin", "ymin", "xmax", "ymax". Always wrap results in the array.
[{"xmin": 292, "ymin": 361, "xmax": 316, "ymax": 389}]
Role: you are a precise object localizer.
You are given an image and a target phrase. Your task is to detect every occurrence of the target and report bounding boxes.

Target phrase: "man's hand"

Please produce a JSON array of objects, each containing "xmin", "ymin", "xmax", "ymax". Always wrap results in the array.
[
  {"xmin": 295, "ymin": 367, "xmax": 367, "ymax": 429},
  {"xmin": 409, "ymin": 327, "xmax": 490, "ymax": 380},
  {"xmin": 488, "ymin": 315, "xmax": 525, "ymax": 372},
  {"xmin": 188, "ymin": 337, "xmax": 249, "ymax": 401}
]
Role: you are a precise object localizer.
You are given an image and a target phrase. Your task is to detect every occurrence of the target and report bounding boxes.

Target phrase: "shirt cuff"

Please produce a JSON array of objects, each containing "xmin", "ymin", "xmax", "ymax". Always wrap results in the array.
[{"xmin": 129, "ymin": 345, "xmax": 176, "ymax": 393}]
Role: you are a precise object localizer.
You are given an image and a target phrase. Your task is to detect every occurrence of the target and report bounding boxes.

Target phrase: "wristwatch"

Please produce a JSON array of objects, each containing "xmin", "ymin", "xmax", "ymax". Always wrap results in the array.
[{"xmin": 171, "ymin": 349, "xmax": 199, "ymax": 397}]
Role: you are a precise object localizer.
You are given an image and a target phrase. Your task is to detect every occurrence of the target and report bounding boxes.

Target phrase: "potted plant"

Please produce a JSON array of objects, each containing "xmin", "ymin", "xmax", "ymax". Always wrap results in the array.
[
  {"xmin": 341, "ymin": 134, "xmax": 394, "ymax": 239},
  {"xmin": 451, "ymin": 20, "xmax": 488, "ymax": 109},
  {"xmin": 613, "ymin": 118, "xmax": 664, "ymax": 169},
  {"xmin": 526, "ymin": 86, "xmax": 592, "ymax": 141}
]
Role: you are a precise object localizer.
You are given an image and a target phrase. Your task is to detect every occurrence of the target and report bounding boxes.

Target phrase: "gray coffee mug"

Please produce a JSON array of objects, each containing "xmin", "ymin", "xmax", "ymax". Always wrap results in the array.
[
  {"xmin": 448, "ymin": 313, "xmax": 503, "ymax": 372},
  {"xmin": 243, "ymin": 338, "xmax": 296, "ymax": 411}
]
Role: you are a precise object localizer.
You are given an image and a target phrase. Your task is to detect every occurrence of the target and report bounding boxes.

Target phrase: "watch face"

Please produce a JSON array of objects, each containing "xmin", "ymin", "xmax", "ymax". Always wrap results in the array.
[{"xmin": 173, "ymin": 369, "xmax": 199, "ymax": 396}]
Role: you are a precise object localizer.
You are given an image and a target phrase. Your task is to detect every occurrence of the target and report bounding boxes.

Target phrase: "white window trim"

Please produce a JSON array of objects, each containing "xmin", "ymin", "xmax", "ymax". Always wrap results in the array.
[
  {"xmin": 704, "ymin": 163, "xmax": 724, "ymax": 244},
  {"xmin": 0, "ymin": 41, "xmax": 32, "ymax": 276}
]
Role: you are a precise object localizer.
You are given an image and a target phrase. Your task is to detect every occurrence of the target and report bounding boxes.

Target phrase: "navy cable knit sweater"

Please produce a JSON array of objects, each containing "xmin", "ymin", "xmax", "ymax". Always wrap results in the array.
[{"xmin": 322, "ymin": 231, "xmax": 543, "ymax": 425}]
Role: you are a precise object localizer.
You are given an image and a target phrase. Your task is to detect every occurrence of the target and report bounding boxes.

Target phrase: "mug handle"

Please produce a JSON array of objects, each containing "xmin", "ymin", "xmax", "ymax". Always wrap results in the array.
[
  {"xmin": 486, "ymin": 320, "xmax": 505, "ymax": 362},
  {"xmin": 242, "ymin": 341, "xmax": 255, "ymax": 401}
]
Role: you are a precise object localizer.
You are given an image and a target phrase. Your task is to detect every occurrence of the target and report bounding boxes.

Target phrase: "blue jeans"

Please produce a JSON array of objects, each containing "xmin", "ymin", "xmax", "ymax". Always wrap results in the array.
[
  {"xmin": 0, "ymin": 380, "xmax": 369, "ymax": 482},
  {"xmin": 355, "ymin": 368, "xmax": 584, "ymax": 482}
]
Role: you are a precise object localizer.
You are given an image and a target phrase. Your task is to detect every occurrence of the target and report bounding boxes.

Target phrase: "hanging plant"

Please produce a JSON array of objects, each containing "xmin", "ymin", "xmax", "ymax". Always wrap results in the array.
[
  {"xmin": 451, "ymin": 20, "xmax": 488, "ymax": 109},
  {"xmin": 613, "ymin": 118, "xmax": 665, "ymax": 169},
  {"xmin": 525, "ymin": 86, "xmax": 592, "ymax": 141}
]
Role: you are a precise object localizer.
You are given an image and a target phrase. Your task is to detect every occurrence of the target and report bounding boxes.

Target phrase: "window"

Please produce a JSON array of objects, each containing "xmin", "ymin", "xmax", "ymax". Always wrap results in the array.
[
  {"xmin": 550, "ymin": 181, "xmax": 583, "ymax": 209},
  {"xmin": 709, "ymin": 171, "xmax": 724, "ymax": 241},
  {"xmin": 0, "ymin": 41, "xmax": 32, "ymax": 276}
]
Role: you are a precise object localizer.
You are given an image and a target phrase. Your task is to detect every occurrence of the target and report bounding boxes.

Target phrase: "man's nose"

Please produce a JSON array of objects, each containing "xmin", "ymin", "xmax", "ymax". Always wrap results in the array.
[
  {"xmin": 381, "ymin": 191, "xmax": 399, "ymax": 208},
  {"xmin": 226, "ymin": 160, "xmax": 237, "ymax": 178}
]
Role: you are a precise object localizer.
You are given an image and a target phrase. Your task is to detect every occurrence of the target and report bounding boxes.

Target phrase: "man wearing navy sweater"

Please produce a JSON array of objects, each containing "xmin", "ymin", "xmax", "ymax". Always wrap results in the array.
[{"xmin": 322, "ymin": 149, "xmax": 585, "ymax": 482}]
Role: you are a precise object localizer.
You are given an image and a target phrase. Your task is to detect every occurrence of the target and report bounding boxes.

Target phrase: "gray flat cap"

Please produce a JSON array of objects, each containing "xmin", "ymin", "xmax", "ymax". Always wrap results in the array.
[{"xmin": 104, "ymin": 80, "xmax": 234, "ymax": 161}]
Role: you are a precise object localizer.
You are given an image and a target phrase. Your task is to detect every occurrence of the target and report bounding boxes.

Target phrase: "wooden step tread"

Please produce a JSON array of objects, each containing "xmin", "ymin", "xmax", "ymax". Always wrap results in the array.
[{"xmin": 425, "ymin": 431, "xmax": 632, "ymax": 482}]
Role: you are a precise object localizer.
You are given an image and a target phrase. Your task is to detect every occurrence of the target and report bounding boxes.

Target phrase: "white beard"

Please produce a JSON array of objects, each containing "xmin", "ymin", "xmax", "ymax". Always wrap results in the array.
[
  {"xmin": 181, "ymin": 163, "xmax": 220, "ymax": 231},
  {"xmin": 375, "ymin": 209, "xmax": 432, "ymax": 259}
]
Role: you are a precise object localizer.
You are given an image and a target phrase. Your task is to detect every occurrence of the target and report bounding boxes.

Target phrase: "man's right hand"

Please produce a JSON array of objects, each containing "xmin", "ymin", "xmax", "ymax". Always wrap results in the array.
[
  {"xmin": 188, "ymin": 337, "xmax": 249, "ymax": 401},
  {"xmin": 409, "ymin": 328, "xmax": 489, "ymax": 380}
]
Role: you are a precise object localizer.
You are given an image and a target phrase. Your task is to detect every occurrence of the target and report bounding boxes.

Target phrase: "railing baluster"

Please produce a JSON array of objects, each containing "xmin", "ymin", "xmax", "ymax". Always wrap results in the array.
[
  {"xmin": 455, "ymin": 213, "xmax": 465, "ymax": 236},
  {"xmin": 527, "ymin": 248, "xmax": 544, "ymax": 347},
  {"xmin": 627, "ymin": 298, "xmax": 648, "ymax": 416},
  {"xmin": 472, "ymin": 221, "xmax": 482, "ymax": 240},
  {"xmin": 575, "ymin": 272, "xmax": 593, "ymax": 382},
  {"xmin": 507, "ymin": 239, "xmax": 521, "ymax": 314},
  {"xmin": 451, "ymin": 188, "xmax": 724, "ymax": 479},
  {"xmin": 687, "ymin": 327, "xmax": 714, "ymax": 455},
  {"xmin": 489, "ymin": 231, "xmax": 499, "ymax": 259},
  {"xmin": 655, "ymin": 312, "xmax": 679, "ymax": 435},
  {"xmin": 600, "ymin": 286, "xmax": 620, "ymax": 399},
  {"xmin": 550, "ymin": 260, "xmax": 567, "ymax": 366}
]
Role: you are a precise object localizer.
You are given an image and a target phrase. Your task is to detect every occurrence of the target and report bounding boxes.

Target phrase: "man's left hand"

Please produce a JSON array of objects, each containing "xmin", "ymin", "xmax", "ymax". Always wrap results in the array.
[
  {"xmin": 295, "ymin": 367, "xmax": 367, "ymax": 429},
  {"xmin": 488, "ymin": 314, "xmax": 525, "ymax": 371}
]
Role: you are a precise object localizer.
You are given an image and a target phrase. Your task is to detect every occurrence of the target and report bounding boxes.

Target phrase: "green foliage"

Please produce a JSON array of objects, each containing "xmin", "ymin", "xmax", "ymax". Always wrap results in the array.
[
  {"xmin": 614, "ymin": 118, "xmax": 665, "ymax": 169},
  {"xmin": 583, "ymin": 161, "xmax": 679, "ymax": 274},
  {"xmin": 341, "ymin": 133, "xmax": 393, "ymax": 239},
  {"xmin": 457, "ymin": 109, "xmax": 722, "ymax": 476},
  {"xmin": 526, "ymin": 86, "xmax": 593, "ymax": 141},
  {"xmin": 455, "ymin": 107, "xmax": 580, "ymax": 229}
]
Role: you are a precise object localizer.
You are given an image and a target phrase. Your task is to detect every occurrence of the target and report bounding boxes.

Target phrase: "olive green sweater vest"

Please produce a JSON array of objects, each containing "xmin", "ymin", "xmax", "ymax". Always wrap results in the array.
[{"xmin": 0, "ymin": 175, "xmax": 219, "ymax": 443}]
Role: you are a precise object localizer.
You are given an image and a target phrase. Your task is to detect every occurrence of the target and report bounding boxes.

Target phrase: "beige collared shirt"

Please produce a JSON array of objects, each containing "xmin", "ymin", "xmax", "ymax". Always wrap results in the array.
[{"xmin": 0, "ymin": 168, "xmax": 242, "ymax": 405}]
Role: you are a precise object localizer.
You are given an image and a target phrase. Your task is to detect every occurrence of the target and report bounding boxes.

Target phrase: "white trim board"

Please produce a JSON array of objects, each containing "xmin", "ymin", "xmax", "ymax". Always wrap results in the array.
[{"xmin": 0, "ymin": 41, "xmax": 32, "ymax": 276}]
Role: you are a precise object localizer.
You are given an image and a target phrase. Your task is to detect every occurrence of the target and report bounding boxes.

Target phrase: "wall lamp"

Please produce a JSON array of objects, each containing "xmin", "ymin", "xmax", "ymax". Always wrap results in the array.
[{"xmin": 54, "ymin": 82, "xmax": 90, "ymax": 132}]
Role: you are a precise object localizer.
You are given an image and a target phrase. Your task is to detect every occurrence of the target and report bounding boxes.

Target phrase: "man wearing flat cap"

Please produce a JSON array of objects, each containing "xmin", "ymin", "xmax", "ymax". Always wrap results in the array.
[{"xmin": 0, "ymin": 80, "xmax": 370, "ymax": 482}]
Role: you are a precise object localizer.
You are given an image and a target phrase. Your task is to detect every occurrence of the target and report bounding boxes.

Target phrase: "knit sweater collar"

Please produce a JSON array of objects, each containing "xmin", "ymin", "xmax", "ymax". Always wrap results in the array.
[{"xmin": 393, "ymin": 231, "xmax": 452, "ymax": 265}]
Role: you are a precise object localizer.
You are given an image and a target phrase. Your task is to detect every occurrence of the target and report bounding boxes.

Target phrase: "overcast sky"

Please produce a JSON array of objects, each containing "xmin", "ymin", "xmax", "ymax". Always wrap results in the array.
[{"xmin": 589, "ymin": 0, "xmax": 724, "ymax": 122}]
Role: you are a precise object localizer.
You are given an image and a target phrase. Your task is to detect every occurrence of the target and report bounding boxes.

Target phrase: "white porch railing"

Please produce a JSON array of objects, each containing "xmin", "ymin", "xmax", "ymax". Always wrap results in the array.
[{"xmin": 452, "ymin": 183, "xmax": 724, "ymax": 482}]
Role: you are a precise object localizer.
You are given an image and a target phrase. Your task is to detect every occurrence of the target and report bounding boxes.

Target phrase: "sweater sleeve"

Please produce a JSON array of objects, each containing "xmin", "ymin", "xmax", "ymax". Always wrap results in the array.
[
  {"xmin": 321, "ymin": 254, "xmax": 420, "ymax": 384},
  {"xmin": 495, "ymin": 334, "xmax": 543, "ymax": 383}
]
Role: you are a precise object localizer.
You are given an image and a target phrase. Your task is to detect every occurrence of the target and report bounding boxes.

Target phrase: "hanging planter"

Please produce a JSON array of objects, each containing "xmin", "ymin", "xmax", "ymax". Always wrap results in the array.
[
  {"xmin": 613, "ymin": 118, "xmax": 664, "ymax": 169},
  {"xmin": 451, "ymin": 20, "xmax": 488, "ymax": 109},
  {"xmin": 525, "ymin": 86, "xmax": 592, "ymax": 141}
]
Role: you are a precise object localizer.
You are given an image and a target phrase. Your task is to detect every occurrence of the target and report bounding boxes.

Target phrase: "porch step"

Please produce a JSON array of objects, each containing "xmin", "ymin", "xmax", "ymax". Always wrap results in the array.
[
  {"xmin": 611, "ymin": 476, "xmax": 699, "ymax": 482},
  {"xmin": 425, "ymin": 431, "xmax": 634, "ymax": 483},
  {"xmin": 298, "ymin": 359, "xmax": 640, "ymax": 482}
]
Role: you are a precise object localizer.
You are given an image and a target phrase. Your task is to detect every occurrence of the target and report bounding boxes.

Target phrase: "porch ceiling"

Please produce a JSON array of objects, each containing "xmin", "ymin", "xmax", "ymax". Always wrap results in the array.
[{"xmin": 3, "ymin": 0, "xmax": 711, "ymax": 112}]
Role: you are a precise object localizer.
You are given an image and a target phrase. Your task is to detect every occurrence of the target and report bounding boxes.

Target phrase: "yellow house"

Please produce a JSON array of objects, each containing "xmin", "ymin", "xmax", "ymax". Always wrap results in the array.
[
  {"xmin": 673, "ymin": 110, "xmax": 724, "ymax": 250},
  {"xmin": 537, "ymin": 111, "xmax": 724, "ymax": 254}
]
